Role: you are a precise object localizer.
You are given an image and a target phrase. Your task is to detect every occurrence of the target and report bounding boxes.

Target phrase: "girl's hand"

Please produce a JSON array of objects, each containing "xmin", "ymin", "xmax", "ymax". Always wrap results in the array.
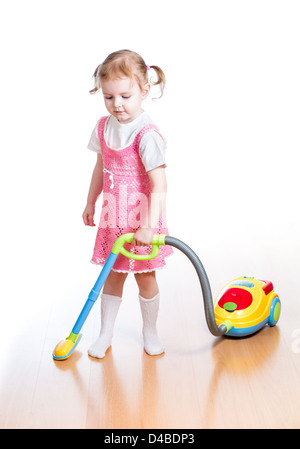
[
  {"xmin": 82, "ymin": 203, "xmax": 96, "ymax": 226},
  {"xmin": 132, "ymin": 227, "xmax": 155, "ymax": 246}
]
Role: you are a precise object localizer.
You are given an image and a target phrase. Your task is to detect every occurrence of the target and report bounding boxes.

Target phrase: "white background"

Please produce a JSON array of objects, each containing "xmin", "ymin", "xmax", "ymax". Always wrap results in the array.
[{"xmin": 0, "ymin": 1, "xmax": 299, "ymax": 346}]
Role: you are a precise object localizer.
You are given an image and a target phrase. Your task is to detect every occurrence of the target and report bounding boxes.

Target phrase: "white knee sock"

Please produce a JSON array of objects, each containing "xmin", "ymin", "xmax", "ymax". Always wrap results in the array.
[
  {"xmin": 139, "ymin": 293, "xmax": 165, "ymax": 356},
  {"xmin": 88, "ymin": 293, "xmax": 122, "ymax": 359}
]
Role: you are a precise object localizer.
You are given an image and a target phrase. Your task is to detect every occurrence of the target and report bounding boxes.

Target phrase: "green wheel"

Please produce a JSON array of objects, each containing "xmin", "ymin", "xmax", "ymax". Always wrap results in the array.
[{"xmin": 268, "ymin": 297, "xmax": 281, "ymax": 326}]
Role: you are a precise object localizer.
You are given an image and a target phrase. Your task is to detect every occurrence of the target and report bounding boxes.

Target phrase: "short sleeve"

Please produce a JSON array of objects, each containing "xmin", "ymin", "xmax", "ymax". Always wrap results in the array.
[
  {"xmin": 139, "ymin": 130, "xmax": 167, "ymax": 172},
  {"xmin": 87, "ymin": 119, "xmax": 101, "ymax": 153}
]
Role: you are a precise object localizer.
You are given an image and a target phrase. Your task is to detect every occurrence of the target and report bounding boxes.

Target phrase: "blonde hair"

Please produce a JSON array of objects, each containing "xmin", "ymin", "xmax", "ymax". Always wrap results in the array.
[{"xmin": 90, "ymin": 49, "xmax": 166, "ymax": 98}]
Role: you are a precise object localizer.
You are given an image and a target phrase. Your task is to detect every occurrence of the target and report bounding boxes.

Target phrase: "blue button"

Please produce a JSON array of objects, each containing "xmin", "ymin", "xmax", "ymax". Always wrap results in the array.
[{"xmin": 230, "ymin": 280, "xmax": 255, "ymax": 288}]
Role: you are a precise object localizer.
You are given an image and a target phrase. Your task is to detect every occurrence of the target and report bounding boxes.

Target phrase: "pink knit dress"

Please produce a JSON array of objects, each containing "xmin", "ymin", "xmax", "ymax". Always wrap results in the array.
[{"xmin": 91, "ymin": 116, "xmax": 173, "ymax": 273}]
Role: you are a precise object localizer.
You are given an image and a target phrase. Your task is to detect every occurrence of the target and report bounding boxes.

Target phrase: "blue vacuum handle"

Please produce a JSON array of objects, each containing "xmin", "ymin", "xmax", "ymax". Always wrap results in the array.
[{"xmin": 71, "ymin": 251, "xmax": 118, "ymax": 335}]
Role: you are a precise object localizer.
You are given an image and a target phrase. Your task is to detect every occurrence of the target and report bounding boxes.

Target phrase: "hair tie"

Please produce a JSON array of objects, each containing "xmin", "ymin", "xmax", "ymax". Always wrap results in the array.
[{"xmin": 146, "ymin": 64, "xmax": 151, "ymax": 71}]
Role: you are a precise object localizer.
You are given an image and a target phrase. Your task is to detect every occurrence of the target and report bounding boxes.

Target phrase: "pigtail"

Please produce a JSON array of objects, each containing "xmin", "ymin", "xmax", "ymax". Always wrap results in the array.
[
  {"xmin": 148, "ymin": 65, "xmax": 166, "ymax": 98},
  {"xmin": 89, "ymin": 63, "xmax": 102, "ymax": 94}
]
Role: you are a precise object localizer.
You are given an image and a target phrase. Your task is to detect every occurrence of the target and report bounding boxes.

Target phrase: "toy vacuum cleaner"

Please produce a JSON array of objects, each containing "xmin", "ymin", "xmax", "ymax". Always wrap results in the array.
[{"xmin": 53, "ymin": 233, "xmax": 281, "ymax": 360}]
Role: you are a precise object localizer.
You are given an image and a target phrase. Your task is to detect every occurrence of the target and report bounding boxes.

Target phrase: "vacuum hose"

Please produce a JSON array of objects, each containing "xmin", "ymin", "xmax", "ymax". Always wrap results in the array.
[{"xmin": 165, "ymin": 236, "xmax": 228, "ymax": 336}]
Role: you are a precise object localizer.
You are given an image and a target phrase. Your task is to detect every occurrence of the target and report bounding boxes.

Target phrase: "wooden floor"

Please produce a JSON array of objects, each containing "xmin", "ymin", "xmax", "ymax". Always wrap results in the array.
[{"xmin": 1, "ymin": 239, "xmax": 300, "ymax": 429}]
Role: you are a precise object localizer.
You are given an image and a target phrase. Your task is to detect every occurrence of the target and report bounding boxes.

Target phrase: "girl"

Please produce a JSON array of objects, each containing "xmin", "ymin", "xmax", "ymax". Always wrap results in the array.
[{"xmin": 82, "ymin": 50, "xmax": 173, "ymax": 359}]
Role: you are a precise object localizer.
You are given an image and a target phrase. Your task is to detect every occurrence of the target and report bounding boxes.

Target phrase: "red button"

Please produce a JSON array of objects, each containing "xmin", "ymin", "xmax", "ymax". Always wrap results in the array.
[
  {"xmin": 218, "ymin": 288, "xmax": 253, "ymax": 310},
  {"xmin": 262, "ymin": 281, "xmax": 273, "ymax": 295}
]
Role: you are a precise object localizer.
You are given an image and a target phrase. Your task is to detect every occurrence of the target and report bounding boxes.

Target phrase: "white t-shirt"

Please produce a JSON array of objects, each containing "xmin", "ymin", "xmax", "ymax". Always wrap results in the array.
[{"xmin": 87, "ymin": 111, "xmax": 167, "ymax": 172}]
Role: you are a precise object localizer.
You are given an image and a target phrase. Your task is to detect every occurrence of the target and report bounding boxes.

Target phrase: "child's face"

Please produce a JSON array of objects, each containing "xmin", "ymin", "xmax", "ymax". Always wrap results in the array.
[{"xmin": 101, "ymin": 77, "xmax": 150, "ymax": 124}]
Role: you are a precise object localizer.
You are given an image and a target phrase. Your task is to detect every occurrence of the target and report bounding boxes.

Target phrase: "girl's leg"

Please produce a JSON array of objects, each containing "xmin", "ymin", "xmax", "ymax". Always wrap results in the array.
[
  {"xmin": 88, "ymin": 270, "xmax": 128, "ymax": 359},
  {"xmin": 103, "ymin": 270, "xmax": 128, "ymax": 297},
  {"xmin": 134, "ymin": 271, "xmax": 164, "ymax": 356},
  {"xmin": 134, "ymin": 271, "xmax": 159, "ymax": 299}
]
